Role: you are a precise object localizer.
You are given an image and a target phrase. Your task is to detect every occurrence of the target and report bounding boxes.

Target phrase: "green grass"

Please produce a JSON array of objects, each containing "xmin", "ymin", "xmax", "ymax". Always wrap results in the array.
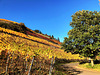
[{"xmin": 79, "ymin": 63, "xmax": 100, "ymax": 71}]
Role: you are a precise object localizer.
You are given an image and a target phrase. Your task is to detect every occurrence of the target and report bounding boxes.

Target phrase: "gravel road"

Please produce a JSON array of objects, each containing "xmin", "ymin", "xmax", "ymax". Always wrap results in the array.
[{"xmin": 61, "ymin": 62, "xmax": 100, "ymax": 75}]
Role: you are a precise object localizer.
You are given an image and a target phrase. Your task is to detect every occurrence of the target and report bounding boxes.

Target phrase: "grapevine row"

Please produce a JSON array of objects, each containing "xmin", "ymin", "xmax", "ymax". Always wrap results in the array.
[
  {"xmin": 0, "ymin": 19, "xmax": 19, "ymax": 24},
  {"xmin": 0, "ymin": 19, "xmax": 61, "ymax": 45},
  {"xmin": 0, "ymin": 33, "xmax": 83, "ymax": 60},
  {"xmin": 0, "ymin": 27, "xmax": 61, "ymax": 48},
  {"xmin": 26, "ymin": 31, "xmax": 61, "ymax": 44}
]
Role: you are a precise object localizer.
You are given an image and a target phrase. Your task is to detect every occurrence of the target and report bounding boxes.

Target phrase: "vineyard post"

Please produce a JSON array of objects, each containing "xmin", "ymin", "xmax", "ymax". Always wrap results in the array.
[
  {"xmin": 53, "ymin": 57, "xmax": 56, "ymax": 65},
  {"xmin": 11, "ymin": 51, "xmax": 14, "ymax": 64},
  {"xmin": 11, "ymin": 51, "xmax": 14, "ymax": 73},
  {"xmin": 28, "ymin": 56, "xmax": 35, "ymax": 75},
  {"xmin": 49, "ymin": 56, "xmax": 54, "ymax": 75},
  {"xmin": 6, "ymin": 50, "xmax": 10, "ymax": 75},
  {"xmin": 38, "ymin": 61, "xmax": 41, "ymax": 74},
  {"xmin": 25, "ymin": 54, "xmax": 28, "ymax": 71}
]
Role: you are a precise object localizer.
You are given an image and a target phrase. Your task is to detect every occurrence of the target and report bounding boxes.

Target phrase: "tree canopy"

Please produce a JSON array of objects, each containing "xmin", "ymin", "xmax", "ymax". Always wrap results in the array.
[
  {"xmin": 62, "ymin": 10, "xmax": 100, "ymax": 60},
  {"xmin": 34, "ymin": 29, "xmax": 42, "ymax": 34}
]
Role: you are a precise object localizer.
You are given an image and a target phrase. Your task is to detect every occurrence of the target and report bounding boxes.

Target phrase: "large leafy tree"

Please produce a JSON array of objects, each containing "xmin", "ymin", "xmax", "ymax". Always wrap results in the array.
[{"xmin": 62, "ymin": 10, "xmax": 100, "ymax": 66}]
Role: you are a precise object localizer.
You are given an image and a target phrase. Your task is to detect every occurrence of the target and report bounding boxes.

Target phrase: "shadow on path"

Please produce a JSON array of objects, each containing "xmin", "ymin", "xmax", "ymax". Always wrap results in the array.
[
  {"xmin": 60, "ymin": 62, "xmax": 100, "ymax": 75},
  {"xmin": 60, "ymin": 64, "xmax": 82, "ymax": 75}
]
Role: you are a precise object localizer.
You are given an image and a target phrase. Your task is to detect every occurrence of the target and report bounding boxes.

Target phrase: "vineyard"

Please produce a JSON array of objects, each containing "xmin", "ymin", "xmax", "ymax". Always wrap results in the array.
[
  {"xmin": 0, "ymin": 19, "xmax": 19, "ymax": 24},
  {"xmin": 0, "ymin": 19, "xmax": 61, "ymax": 45},
  {"xmin": 0, "ymin": 19, "xmax": 84, "ymax": 75},
  {"xmin": 0, "ymin": 27, "xmax": 60, "ymax": 48},
  {"xmin": 0, "ymin": 28, "xmax": 84, "ymax": 74}
]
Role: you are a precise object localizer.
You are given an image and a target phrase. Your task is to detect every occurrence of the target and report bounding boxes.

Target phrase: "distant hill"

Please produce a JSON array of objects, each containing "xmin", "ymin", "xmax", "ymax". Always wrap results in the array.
[{"xmin": 0, "ymin": 19, "xmax": 61, "ymax": 44}]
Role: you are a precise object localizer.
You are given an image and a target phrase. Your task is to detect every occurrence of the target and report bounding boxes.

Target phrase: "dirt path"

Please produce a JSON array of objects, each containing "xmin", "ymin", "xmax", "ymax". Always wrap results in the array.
[{"xmin": 61, "ymin": 62, "xmax": 100, "ymax": 75}]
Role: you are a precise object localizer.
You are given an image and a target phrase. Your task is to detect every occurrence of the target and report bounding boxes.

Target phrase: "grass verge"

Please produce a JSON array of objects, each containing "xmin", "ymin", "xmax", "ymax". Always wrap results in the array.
[{"xmin": 79, "ymin": 63, "xmax": 100, "ymax": 72}]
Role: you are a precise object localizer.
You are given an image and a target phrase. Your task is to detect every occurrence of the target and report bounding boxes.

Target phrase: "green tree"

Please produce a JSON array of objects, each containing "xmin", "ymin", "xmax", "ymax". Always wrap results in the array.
[{"xmin": 62, "ymin": 10, "xmax": 100, "ymax": 67}]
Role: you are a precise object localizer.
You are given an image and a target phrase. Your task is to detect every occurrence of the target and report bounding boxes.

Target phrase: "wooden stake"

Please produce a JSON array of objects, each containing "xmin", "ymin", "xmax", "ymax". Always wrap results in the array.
[
  {"xmin": 6, "ymin": 51, "xmax": 10, "ymax": 75},
  {"xmin": 49, "ymin": 56, "xmax": 54, "ymax": 75},
  {"xmin": 28, "ymin": 56, "xmax": 35, "ymax": 75}
]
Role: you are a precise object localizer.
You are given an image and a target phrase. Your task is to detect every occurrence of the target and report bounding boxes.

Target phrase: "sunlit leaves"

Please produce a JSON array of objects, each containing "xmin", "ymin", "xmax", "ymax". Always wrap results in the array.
[
  {"xmin": 0, "ymin": 29, "xmax": 83, "ymax": 69},
  {"xmin": 0, "ymin": 19, "xmax": 19, "ymax": 24},
  {"xmin": 0, "ymin": 27, "xmax": 60, "ymax": 48},
  {"xmin": 0, "ymin": 28, "xmax": 84, "ymax": 74}
]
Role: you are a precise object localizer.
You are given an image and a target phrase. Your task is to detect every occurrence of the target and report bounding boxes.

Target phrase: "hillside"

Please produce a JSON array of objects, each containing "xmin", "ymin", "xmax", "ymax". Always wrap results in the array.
[
  {"xmin": 0, "ymin": 19, "xmax": 84, "ymax": 75},
  {"xmin": 0, "ymin": 19, "xmax": 61, "ymax": 45}
]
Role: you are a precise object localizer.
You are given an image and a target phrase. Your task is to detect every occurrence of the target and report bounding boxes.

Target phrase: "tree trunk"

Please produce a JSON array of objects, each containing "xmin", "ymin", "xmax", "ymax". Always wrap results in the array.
[{"xmin": 90, "ymin": 58, "xmax": 94, "ymax": 67}]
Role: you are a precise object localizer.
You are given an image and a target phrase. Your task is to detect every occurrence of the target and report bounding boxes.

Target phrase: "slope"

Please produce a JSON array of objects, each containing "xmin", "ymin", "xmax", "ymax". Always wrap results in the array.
[{"xmin": 0, "ymin": 19, "xmax": 84, "ymax": 75}]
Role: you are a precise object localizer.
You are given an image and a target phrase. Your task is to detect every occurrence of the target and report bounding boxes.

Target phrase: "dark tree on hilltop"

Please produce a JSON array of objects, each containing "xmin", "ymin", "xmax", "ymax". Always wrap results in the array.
[
  {"xmin": 34, "ymin": 30, "xmax": 42, "ymax": 34},
  {"xmin": 62, "ymin": 10, "xmax": 100, "ymax": 66},
  {"xmin": 57, "ymin": 37, "xmax": 60, "ymax": 42},
  {"xmin": 51, "ymin": 35, "xmax": 54, "ymax": 39}
]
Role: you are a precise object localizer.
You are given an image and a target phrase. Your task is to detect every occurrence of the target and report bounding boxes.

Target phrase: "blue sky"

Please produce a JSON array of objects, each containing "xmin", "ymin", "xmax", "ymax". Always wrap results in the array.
[{"xmin": 0, "ymin": 0, "xmax": 100, "ymax": 42}]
